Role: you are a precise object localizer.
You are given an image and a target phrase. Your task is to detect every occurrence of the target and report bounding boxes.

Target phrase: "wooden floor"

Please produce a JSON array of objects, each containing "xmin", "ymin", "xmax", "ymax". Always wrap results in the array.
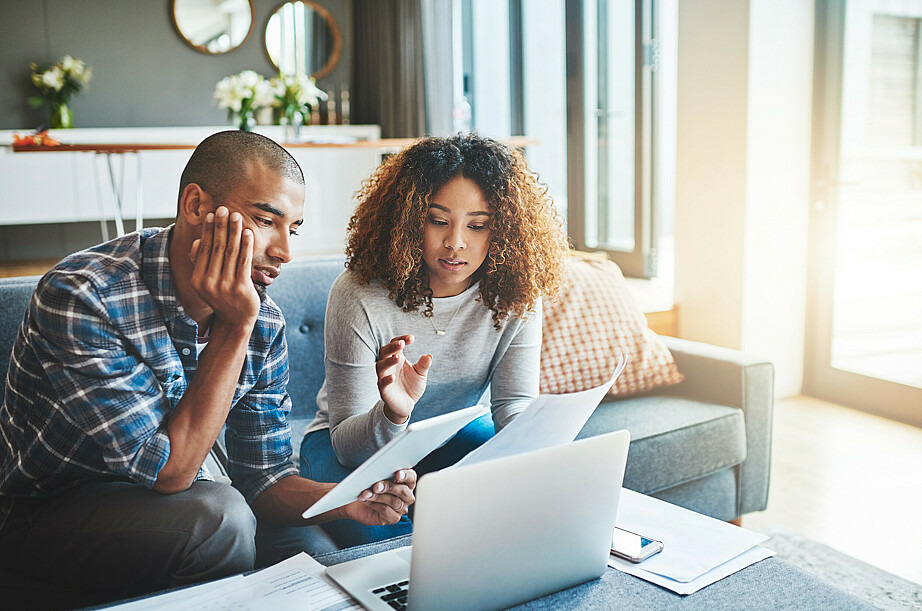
[
  {"xmin": 0, "ymin": 258, "xmax": 61, "ymax": 278},
  {"xmin": 742, "ymin": 395, "xmax": 922, "ymax": 585}
]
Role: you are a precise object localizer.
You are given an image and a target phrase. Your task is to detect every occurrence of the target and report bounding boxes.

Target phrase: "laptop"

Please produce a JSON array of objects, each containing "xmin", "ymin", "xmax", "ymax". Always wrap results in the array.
[{"xmin": 325, "ymin": 429, "xmax": 631, "ymax": 611}]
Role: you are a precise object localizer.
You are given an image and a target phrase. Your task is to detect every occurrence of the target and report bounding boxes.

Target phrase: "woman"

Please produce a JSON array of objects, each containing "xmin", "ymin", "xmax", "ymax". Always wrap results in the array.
[{"xmin": 300, "ymin": 133, "xmax": 567, "ymax": 547}]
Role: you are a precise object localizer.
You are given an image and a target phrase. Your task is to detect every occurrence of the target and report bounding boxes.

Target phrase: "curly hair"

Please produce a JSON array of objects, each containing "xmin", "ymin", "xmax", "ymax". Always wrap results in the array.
[{"xmin": 345, "ymin": 133, "xmax": 568, "ymax": 327}]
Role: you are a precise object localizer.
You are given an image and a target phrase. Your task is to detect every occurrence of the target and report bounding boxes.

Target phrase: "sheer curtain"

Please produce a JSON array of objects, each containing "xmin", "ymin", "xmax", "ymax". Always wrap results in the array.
[
  {"xmin": 421, "ymin": 0, "xmax": 454, "ymax": 136},
  {"xmin": 351, "ymin": 0, "xmax": 427, "ymax": 137}
]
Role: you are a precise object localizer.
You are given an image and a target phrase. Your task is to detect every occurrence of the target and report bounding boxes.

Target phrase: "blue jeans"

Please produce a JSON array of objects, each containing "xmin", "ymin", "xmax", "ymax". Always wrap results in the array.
[{"xmin": 299, "ymin": 412, "xmax": 495, "ymax": 548}]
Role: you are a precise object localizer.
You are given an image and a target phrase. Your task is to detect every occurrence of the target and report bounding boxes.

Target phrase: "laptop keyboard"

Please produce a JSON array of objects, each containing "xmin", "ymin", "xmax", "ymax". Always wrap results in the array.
[{"xmin": 372, "ymin": 579, "xmax": 410, "ymax": 610}]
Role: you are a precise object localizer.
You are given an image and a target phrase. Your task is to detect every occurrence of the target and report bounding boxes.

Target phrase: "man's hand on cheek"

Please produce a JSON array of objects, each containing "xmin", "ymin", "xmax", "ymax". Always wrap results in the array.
[{"xmin": 189, "ymin": 206, "xmax": 261, "ymax": 329}]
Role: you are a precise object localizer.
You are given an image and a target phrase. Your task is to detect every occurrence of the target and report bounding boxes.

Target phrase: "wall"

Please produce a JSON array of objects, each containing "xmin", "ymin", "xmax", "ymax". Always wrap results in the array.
[
  {"xmin": 0, "ymin": 125, "xmax": 382, "ymax": 260},
  {"xmin": 674, "ymin": 0, "xmax": 750, "ymax": 351},
  {"xmin": 0, "ymin": 0, "xmax": 351, "ymax": 129},
  {"xmin": 742, "ymin": 0, "xmax": 814, "ymax": 399},
  {"xmin": 674, "ymin": 0, "xmax": 814, "ymax": 397}
]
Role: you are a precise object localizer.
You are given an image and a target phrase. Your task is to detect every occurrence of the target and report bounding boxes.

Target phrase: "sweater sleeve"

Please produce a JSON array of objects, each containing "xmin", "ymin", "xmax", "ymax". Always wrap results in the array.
[
  {"xmin": 321, "ymin": 276, "xmax": 407, "ymax": 467},
  {"xmin": 489, "ymin": 298, "xmax": 543, "ymax": 430}
]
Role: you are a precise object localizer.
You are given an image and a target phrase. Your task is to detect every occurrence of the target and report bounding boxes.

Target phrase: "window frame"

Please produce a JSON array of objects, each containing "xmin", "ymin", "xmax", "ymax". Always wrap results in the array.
[
  {"xmin": 567, "ymin": 0, "xmax": 658, "ymax": 278},
  {"xmin": 804, "ymin": 0, "xmax": 922, "ymax": 427}
]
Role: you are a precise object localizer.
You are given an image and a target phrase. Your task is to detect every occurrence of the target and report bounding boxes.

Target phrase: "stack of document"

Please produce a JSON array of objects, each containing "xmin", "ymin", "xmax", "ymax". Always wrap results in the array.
[
  {"xmin": 610, "ymin": 489, "xmax": 775, "ymax": 594},
  {"xmin": 110, "ymin": 553, "xmax": 358, "ymax": 610}
]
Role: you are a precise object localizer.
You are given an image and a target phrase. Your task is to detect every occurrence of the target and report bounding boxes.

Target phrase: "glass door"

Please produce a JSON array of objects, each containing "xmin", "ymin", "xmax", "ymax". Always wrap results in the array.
[{"xmin": 806, "ymin": 0, "xmax": 922, "ymax": 427}]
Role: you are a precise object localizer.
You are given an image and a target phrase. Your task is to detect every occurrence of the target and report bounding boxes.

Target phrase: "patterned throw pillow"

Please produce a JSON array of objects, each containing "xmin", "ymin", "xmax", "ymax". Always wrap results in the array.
[{"xmin": 540, "ymin": 254, "xmax": 684, "ymax": 396}]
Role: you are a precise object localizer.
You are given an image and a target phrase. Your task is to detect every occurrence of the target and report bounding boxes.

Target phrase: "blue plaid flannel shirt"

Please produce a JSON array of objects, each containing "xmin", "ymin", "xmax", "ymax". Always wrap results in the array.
[{"xmin": 0, "ymin": 226, "xmax": 298, "ymax": 531}]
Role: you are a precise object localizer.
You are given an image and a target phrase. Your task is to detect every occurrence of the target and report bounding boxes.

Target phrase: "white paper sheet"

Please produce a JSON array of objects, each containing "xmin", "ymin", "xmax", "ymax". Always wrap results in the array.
[
  {"xmin": 615, "ymin": 488, "xmax": 769, "ymax": 583},
  {"xmin": 452, "ymin": 354, "xmax": 627, "ymax": 469},
  {"xmin": 109, "ymin": 553, "xmax": 361, "ymax": 610},
  {"xmin": 609, "ymin": 545, "xmax": 776, "ymax": 595}
]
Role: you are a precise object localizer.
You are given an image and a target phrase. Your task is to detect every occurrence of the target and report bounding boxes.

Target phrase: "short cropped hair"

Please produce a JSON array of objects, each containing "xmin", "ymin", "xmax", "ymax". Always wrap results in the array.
[
  {"xmin": 346, "ymin": 133, "xmax": 568, "ymax": 327},
  {"xmin": 177, "ymin": 130, "xmax": 304, "ymax": 209}
]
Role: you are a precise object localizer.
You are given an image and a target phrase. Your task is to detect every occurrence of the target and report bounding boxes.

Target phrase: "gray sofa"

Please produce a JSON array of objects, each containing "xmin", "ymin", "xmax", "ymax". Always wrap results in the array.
[
  {"xmin": 0, "ymin": 255, "xmax": 771, "ymax": 534},
  {"xmin": 270, "ymin": 257, "xmax": 774, "ymax": 523}
]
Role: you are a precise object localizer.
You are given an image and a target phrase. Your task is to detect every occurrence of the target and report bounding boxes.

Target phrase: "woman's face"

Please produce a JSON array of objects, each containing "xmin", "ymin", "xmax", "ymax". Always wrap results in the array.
[{"xmin": 422, "ymin": 175, "xmax": 492, "ymax": 297}]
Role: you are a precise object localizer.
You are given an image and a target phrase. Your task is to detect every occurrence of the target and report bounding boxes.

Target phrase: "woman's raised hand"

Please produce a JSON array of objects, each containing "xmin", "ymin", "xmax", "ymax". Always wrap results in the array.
[{"xmin": 376, "ymin": 335, "xmax": 432, "ymax": 424}]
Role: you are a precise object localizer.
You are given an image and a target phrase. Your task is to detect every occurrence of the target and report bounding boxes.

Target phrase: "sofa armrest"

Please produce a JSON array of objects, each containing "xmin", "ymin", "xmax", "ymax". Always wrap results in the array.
[{"xmin": 660, "ymin": 336, "xmax": 774, "ymax": 516}]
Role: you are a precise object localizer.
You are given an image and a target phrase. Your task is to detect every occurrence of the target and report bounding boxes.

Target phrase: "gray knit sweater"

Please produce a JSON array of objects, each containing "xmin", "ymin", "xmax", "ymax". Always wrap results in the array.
[{"xmin": 304, "ymin": 269, "xmax": 541, "ymax": 467}]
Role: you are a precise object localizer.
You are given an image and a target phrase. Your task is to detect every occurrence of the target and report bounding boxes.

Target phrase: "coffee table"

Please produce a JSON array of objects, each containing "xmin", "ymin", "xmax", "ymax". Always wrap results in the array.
[{"xmin": 313, "ymin": 534, "xmax": 875, "ymax": 610}]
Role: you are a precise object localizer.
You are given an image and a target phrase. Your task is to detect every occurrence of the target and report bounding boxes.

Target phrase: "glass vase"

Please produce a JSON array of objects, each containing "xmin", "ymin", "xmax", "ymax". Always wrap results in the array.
[
  {"xmin": 282, "ymin": 109, "xmax": 304, "ymax": 142},
  {"xmin": 50, "ymin": 101, "xmax": 73, "ymax": 129}
]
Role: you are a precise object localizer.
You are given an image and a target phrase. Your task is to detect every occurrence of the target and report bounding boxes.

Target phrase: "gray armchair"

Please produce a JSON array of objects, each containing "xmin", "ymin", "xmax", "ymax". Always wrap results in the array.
[{"xmin": 578, "ymin": 336, "xmax": 773, "ymax": 521}]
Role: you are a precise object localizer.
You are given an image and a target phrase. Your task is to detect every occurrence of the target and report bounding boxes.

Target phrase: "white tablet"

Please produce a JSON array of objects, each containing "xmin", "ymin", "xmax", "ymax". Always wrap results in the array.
[{"xmin": 302, "ymin": 404, "xmax": 489, "ymax": 519}]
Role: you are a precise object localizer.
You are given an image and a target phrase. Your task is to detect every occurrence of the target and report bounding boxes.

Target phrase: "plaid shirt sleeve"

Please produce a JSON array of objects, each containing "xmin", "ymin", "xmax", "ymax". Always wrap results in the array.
[
  {"xmin": 28, "ymin": 270, "xmax": 175, "ymax": 488},
  {"xmin": 223, "ymin": 312, "xmax": 299, "ymax": 503}
]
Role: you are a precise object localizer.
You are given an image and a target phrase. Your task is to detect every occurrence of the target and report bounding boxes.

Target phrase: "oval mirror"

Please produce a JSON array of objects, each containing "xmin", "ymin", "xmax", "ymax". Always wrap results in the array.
[
  {"xmin": 265, "ymin": 1, "xmax": 342, "ymax": 79},
  {"xmin": 171, "ymin": 0, "xmax": 254, "ymax": 55}
]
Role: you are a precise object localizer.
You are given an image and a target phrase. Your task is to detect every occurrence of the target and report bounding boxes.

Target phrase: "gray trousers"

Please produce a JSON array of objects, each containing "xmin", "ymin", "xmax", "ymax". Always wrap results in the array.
[{"xmin": 0, "ymin": 478, "xmax": 339, "ymax": 609}]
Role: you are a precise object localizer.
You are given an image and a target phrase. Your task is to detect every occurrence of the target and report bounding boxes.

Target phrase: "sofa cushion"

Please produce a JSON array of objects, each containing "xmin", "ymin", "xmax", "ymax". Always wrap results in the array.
[
  {"xmin": 577, "ymin": 396, "xmax": 747, "ymax": 494},
  {"xmin": 540, "ymin": 255, "xmax": 683, "ymax": 397},
  {"xmin": 0, "ymin": 276, "xmax": 41, "ymax": 378},
  {"xmin": 266, "ymin": 256, "xmax": 347, "ymax": 425},
  {"xmin": 649, "ymin": 467, "xmax": 741, "ymax": 522}
]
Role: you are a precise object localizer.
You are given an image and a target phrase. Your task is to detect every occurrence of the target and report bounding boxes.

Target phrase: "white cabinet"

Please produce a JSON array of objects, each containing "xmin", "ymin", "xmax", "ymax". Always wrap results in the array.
[{"xmin": 0, "ymin": 126, "xmax": 383, "ymax": 257}]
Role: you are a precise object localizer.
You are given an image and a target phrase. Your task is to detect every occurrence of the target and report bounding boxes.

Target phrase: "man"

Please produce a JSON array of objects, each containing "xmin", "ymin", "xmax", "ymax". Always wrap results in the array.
[{"xmin": 0, "ymin": 131, "xmax": 415, "ymax": 606}]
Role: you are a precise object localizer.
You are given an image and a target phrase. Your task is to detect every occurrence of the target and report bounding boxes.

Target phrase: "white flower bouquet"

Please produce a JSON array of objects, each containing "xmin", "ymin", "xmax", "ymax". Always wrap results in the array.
[
  {"xmin": 27, "ymin": 55, "xmax": 93, "ymax": 128},
  {"xmin": 270, "ymin": 72, "xmax": 328, "ymax": 126},
  {"xmin": 213, "ymin": 70, "xmax": 277, "ymax": 131}
]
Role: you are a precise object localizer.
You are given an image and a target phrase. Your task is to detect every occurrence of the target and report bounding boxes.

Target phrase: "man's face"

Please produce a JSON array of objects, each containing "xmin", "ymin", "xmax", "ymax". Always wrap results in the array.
[{"xmin": 215, "ymin": 162, "xmax": 305, "ymax": 294}]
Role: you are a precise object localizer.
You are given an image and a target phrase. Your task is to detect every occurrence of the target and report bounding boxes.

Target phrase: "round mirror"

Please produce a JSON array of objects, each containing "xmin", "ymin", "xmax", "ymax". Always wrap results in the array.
[
  {"xmin": 265, "ymin": 1, "xmax": 342, "ymax": 79},
  {"xmin": 172, "ymin": 0, "xmax": 254, "ymax": 55}
]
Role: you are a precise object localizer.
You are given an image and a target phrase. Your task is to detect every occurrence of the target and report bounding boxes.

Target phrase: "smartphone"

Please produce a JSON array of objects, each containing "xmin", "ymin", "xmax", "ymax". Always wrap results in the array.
[{"xmin": 610, "ymin": 527, "xmax": 664, "ymax": 563}]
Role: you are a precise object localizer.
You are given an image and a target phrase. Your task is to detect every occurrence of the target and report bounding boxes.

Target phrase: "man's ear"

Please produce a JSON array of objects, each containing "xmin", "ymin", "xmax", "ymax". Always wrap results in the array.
[{"xmin": 178, "ymin": 183, "xmax": 214, "ymax": 226}]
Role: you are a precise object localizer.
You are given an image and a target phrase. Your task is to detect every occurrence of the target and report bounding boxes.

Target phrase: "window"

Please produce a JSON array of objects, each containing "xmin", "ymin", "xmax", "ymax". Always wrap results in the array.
[
  {"xmin": 451, "ymin": 0, "xmax": 568, "ymax": 219},
  {"xmin": 432, "ymin": 0, "xmax": 673, "ymax": 281},
  {"xmin": 567, "ymin": 0, "xmax": 675, "ymax": 280},
  {"xmin": 805, "ymin": 0, "xmax": 922, "ymax": 425}
]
